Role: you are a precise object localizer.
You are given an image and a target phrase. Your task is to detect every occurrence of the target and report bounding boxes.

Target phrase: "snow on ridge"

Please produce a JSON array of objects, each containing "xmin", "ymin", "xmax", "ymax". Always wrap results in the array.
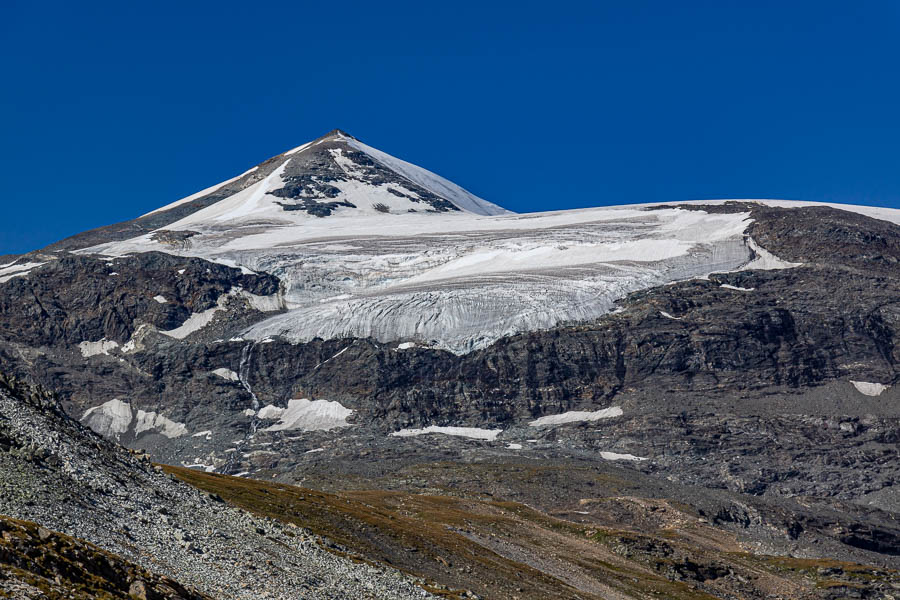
[
  {"xmin": 390, "ymin": 426, "xmax": 502, "ymax": 441},
  {"xmin": 140, "ymin": 173, "xmax": 246, "ymax": 218},
  {"xmin": 264, "ymin": 399, "xmax": 353, "ymax": 432},
  {"xmin": 529, "ymin": 406, "xmax": 623, "ymax": 427},
  {"xmin": 347, "ymin": 138, "xmax": 510, "ymax": 216},
  {"xmin": 154, "ymin": 295, "xmax": 168, "ymax": 304},
  {"xmin": 851, "ymin": 381, "xmax": 890, "ymax": 397},
  {"xmin": 0, "ymin": 261, "xmax": 45, "ymax": 283}
]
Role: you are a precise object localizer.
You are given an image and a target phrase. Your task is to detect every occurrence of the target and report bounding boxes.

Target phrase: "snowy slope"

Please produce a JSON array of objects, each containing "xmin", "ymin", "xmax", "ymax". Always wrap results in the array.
[
  {"xmin": 78, "ymin": 130, "xmax": 900, "ymax": 353},
  {"xmin": 346, "ymin": 136, "xmax": 509, "ymax": 216}
]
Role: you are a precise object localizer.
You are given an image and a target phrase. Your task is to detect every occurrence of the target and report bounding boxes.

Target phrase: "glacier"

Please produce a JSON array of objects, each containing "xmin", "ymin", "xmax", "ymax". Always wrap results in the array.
[{"xmin": 78, "ymin": 130, "xmax": 900, "ymax": 353}]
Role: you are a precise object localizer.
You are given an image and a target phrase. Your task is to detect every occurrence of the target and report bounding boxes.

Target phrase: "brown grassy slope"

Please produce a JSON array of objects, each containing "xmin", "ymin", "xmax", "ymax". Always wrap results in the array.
[{"xmin": 163, "ymin": 465, "xmax": 898, "ymax": 600}]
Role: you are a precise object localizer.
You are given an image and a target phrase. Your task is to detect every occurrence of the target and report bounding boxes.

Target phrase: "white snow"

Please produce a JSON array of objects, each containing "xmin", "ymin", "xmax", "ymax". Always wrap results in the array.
[
  {"xmin": 160, "ymin": 289, "xmax": 247, "ymax": 339},
  {"xmin": 78, "ymin": 339, "xmax": 119, "ymax": 358},
  {"xmin": 182, "ymin": 462, "xmax": 217, "ymax": 472},
  {"xmin": 389, "ymin": 426, "xmax": 503, "ymax": 441},
  {"xmin": 305, "ymin": 447, "xmax": 325, "ymax": 454},
  {"xmin": 192, "ymin": 430, "xmax": 213, "ymax": 439},
  {"xmin": 529, "ymin": 406, "xmax": 623, "ymax": 427},
  {"xmin": 160, "ymin": 305, "xmax": 221, "ymax": 339},
  {"xmin": 242, "ymin": 408, "xmax": 256, "ymax": 417},
  {"xmin": 153, "ymin": 295, "xmax": 168, "ymax": 304},
  {"xmin": 238, "ymin": 289, "xmax": 284, "ymax": 312},
  {"xmin": 212, "ymin": 368, "xmax": 240, "ymax": 381},
  {"xmin": 659, "ymin": 311, "xmax": 681, "ymax": 320},
  {"xmin": 284, "ymin": 141, "xmax": 312, "ymax": 155},
  {"xmin": 347, "ymin": 138, "xmax": 509, "ymax": 216},
  {"xmin": 139, "ymin": 169, "xmax": 253, "ymax": 218},
  {"xmin": 600, "ymin": 451, "xmax": 647, "ymax": 461},
  {"xmin": 177, "ymin": 268, "xmax": 186, "ymax": 275},
  {"xmin": 506, "ymin": 443, "xmax": 523, "ymax": 450},
  {"xmin": 397, "ymin": 342, "xmax": 417, "ymax": 350},
  {"xmin": 720, "ymin": 284, "xmax": 755, "ymax": 292},
  {"xmin": 134, "ymin": 410, "xmax": 188, "ymax": 438},
  {"xmin": 0, "ymin": 261, "xmax": 45, "ymax": 283},
  {"xmin": 257, "ymin": 404, "xmax": 286, "ymax": 420},
  {"xmin": 263, "ymin": 398, "xmax": 353, "ymax": 432},
  {"xmin": 81, "ymin": 399, "xmax": 133, "ymax": 439},
  {"xmin": 850, "ymin": 381, "xmax": 890, "ymax": 396},
  {"xmin": 743, "ymin": 237, "xmax": 802, "ymax": 270}
]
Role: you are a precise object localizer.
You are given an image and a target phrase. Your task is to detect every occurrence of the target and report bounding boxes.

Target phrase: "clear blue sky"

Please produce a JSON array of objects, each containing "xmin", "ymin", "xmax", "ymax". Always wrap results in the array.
[{"xmin": 3, "ymin": 1, "xmax": 900, "ymax": 254}]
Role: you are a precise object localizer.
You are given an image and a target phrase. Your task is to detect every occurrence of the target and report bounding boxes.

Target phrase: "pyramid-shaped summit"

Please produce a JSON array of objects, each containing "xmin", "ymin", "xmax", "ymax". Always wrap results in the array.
[
  {"xmin": 48, "ymin": 130, "xmax": 509, "ymax": 253},
  {"xmin": 145, "ymin": 128, "xmax": 510, "ymax": 224}
]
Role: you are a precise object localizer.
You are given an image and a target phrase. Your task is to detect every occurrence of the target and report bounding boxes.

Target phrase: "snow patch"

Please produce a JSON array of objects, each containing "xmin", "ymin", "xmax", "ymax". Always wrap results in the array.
[
  {"xmin": 257, "ymin": 404, "xmax": 286, "ymax": 420},
  {"xmin": 529, "ymin": 406, "xmax": 623, "ymax": 427},
  {"xmin": 744, "ymin": 237, "xmax": 802, "ymax": 270},
  {"xmin": 78, "ymin": 339, "xmax": 119, "ymax": 358},
  {"xmin": 720, "ymin": 284, "xmax": 755, "ymax": 292},
  {"xmin": 81, "ymin": 399, "xmax": 133, "ymax": 439},
  {"xmin": 659, "ymin": 311, "xmax": 681, "ymax": 320},
  {"xmin": 134, "ymin": 410, "xmax": 188, "ymax": 438},
  {"xmin": 851, "ymin": 381, "xmax": 890, "ymax": 396},
  {"xmin": 153, "ymin": 295, "xmax": 168, "ymax": 304},
  {"xmin": 397, "ymin": 342, "xmax": 417, "ymax": 350},
  {"xmin": 192, "ymin": 430, "xmax": 213, "ymax": 439},
  {"xmin": 600, "ymin": 451, "xmax": 647, "ymax": 462},
  {"xmin": 0, "ymin": 261, "xmax": 45, "ymax": 283},
  {"xmin": 305, "ymin": 447, "xmax": 325, "ymax": 454},
  {"xmin": 506, "ymin": 443, "xmax": 523, "ymax": 450},
  {"xmin": 160, "ymin": 290, "xmax": 243, "ymax": 339},
  {"xmin": 211, "ymin": 368, "xmax": 240, "ymax": 381},
  {"xmin": 264, "ymin": 399, "xmax": 353, "ymax": 432},
  {"xmin": 390, "ymin": 426, "xmax": 502, "ymax": 441}
]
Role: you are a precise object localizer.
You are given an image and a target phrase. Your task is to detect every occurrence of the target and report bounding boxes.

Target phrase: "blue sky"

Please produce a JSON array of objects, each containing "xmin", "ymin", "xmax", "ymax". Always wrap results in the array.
[{"xmin": 3, "ymin": 1, "xmax": 900, "ymax": 254}]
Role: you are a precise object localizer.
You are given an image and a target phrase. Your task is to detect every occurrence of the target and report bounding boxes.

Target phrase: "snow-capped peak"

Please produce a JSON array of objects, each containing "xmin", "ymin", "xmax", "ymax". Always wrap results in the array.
[{"xmin": 140, "ymin": 129, "xmax": 509, "ymax": 230}]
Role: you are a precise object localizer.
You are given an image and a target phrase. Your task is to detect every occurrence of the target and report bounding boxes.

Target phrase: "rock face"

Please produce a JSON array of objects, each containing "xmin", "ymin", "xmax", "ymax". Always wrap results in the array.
[
  {"xmin": 2, "ymin": 130, "xmax": 900, "ymax": 592},
  {"xmin": 0, "ymin": 252, "xmax": 278, "ymax": 347}
]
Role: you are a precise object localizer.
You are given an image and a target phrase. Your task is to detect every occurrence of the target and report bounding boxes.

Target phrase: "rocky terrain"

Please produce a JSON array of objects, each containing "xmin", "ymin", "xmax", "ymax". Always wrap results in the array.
[
  {"xmin": 1, "ymin": 130, "xmax": 899, "ymax": 597},
  {"xmin": 0, "ymin": 374, "xmax": 435, "ymax": 599}
]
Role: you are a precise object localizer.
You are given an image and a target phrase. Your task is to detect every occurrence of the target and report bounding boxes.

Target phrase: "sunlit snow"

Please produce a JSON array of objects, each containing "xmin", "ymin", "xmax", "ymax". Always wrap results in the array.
[
  {"xmin": 850, "ymin": 381, "xmax": 890, "ymax": 396},
  {"xmin": 529, "ymin": 406, "xmax": 623, "ymax": 427},
  {"xmin": 390, "ymin": 426, "xmax": 502, "ymax": 441},
  {"xmin": 263, "ymin": 399, "xmax": 353, "ymax": 432}
]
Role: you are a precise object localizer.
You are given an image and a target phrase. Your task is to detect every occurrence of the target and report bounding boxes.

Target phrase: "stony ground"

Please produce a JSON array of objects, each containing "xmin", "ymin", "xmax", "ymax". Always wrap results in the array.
[{"xmin": 0, "ymin": 375, "xmax": 435, "ymax": 600}]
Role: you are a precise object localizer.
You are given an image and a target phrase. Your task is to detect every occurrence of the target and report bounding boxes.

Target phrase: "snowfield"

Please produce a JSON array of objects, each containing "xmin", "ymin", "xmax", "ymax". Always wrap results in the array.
[
  {"xmin": 390, "ymin": 426, "xmax": 503, "ymax": 441},
  {"xmin": 76, "ymin": 131, "xmax": 900, "ymax": 353}
]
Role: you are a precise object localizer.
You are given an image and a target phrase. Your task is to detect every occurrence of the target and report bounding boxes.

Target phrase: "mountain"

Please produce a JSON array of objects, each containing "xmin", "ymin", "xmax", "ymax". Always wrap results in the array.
[{"xmin": 1, "ymin": 130, "xmax": 899, "ymax": 598}]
